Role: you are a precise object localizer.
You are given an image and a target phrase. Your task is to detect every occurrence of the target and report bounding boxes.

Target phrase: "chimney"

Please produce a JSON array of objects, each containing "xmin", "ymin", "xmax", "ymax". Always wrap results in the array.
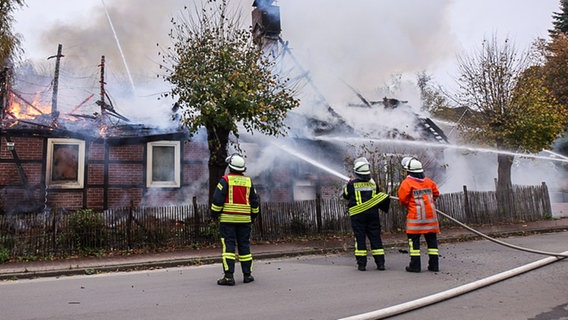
[{"xmin": 252, "ymin": 0, "xmax": 281, "ymax": 53}]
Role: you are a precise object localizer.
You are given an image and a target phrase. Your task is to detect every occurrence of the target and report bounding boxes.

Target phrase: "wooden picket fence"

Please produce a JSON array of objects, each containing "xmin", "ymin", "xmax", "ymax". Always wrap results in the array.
[{"xmin": 0, "ymin": 183, "xmax": 553, "ymax": 259}]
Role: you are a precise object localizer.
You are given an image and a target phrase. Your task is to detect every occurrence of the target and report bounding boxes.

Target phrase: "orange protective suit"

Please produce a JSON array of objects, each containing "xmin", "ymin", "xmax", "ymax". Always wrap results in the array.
[{"xmin": 397, "ymin": 175, "xmax": 440, "ymax": 234}]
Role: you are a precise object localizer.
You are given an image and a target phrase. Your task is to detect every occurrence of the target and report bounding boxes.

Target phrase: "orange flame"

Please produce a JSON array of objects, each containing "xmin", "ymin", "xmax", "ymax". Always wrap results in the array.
[{"xmin": 6, "ymin": 92, "xmax": 51, "ymax": 120}]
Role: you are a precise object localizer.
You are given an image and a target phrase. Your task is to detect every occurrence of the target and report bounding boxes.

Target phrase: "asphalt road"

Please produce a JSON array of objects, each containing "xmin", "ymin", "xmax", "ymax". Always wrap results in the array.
[{"xmin": 1, "ymin": 232, "xmax": 567, "ymax": 320}]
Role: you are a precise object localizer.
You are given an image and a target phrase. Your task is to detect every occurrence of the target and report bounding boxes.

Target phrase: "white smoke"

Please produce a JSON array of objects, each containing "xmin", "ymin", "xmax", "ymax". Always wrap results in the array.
[
  {"xmin": 14, "ymin": 0, "xmax": 459, "ymax": 125},
  {"xmin": 13, "ymin": 0, "xmax": 566, "ymax": 205}
]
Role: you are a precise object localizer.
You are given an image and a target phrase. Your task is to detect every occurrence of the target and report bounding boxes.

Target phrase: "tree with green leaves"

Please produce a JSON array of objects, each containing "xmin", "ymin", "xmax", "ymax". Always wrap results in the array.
[
  {"xmin": 538, "ymin": 35, "xmax": 568, "ymax": 108},
  {"xmin": 1, "ymin": 0, "xmax": 25, "ymax": 112},
  {"xmin": 550, "ymin": 0, "xmax": 568, "ymax": 37},
  {"xmin": 537, "ymin": 0, "xmax": 568, "ymax": 157},
  {"xmin": 159, "ymin": 0, "xmax": 300, "ymax": 202},
  {"xmin": 0, "ymin": 0, "xmax": 25, "ymax": 66},
  {"xmin": 454, "ymin": 36, "xmax": 567, "ymax": 192}
]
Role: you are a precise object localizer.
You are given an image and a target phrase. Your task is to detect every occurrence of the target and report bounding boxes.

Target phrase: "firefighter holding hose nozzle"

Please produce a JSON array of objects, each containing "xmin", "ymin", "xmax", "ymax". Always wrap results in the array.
[
  {"xmin": 342, "ymin": 157, "xmax": 391, "ymax": 271},
  {"xmin": 398, "ymin": 157, "xmax": 440, "ymax": 273}
]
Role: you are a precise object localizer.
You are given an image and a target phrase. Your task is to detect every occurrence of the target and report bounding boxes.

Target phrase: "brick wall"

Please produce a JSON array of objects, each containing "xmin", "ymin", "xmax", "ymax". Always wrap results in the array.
[
  {"xmin": 86, "ymin": 188, "xmax": 104, "ymax": 210},
  {"xmin": 0, "ymin": 163, "xmax": 21, "ymax": 184},
  {"xmin": 1, "ymin": 133, "xmax": 325, "ymax": 211},
  {"xmin": 0, "ymin": 137, "xmax": 43, "ymax": 160},
  {"xmin": 140, "ymin": 189, "xmax": 184, "ymax": 207},
  {"xmin": 87, "ymin": 141, "xmax": 105, "ymax": 161},
  {"xmin": 183, "ymin": 163, "xmax": 207, "ymax": 184},
  {"xmin": 109, "ymin": 144, "xmax": 144, "ymax": 161},
  {"xmin": 47, "ymin": 191, "xmax": 84, "ymax": 210},
  {"xmin": 108, "ymin": 163, "xmax": 144, "ymax": 185},
  {"xmin": 184, "ymin": 140, "xmax": 208, "ymax": 161},
  {"xmin": 108, "ymin": 188, "xmax": 143, "ymax": 208},
  {"xmin": 87, "ymin": 164, "xmax": 104, "ymax": 185}
]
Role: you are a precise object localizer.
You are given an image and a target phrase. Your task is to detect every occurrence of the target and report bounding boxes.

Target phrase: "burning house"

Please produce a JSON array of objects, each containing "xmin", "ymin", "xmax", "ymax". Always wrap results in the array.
[
  {"xmin": 246, "ymin": 0, "xmax": 449, "ymax": 200},
  {"xmin": 0, "ymin": 1, "xmax": 451, "ymax": 214},
  {"xmin": 0, "ymin": 57, "xmax": 210, "ymax": 215}
]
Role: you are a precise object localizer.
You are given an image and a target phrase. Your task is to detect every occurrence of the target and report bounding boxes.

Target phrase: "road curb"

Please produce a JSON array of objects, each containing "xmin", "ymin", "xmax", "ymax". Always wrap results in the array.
[{"xmin": 1, "ymin": 226, "xmax": 566, "ymax": 281}]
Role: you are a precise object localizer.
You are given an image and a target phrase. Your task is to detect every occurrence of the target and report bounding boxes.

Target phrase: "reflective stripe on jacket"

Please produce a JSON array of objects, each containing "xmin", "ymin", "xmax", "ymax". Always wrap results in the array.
[
  {"xmin": 211, "ymin": 174, "xmax": 259, "ymax": 223},
  {"xmin": 397, "ymin": 175, "xmax": 440, "ymax": 234},
  {"xmin": 343, "ymin": 179, "xmax": 390, "ymax": 216}
]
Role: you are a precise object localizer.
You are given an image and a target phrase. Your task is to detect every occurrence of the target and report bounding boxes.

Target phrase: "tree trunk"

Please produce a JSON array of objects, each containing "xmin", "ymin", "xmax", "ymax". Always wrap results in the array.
[
  {"xmin": 496, "ymin": 153, "xmax": 513, "ymax": 192},
  {"xmin": 496, "ymin": 153, "xmax": 514, "ymax": 219},
  {"xmin": 206, "ymin": 125, "xmax": 230, "ymax": 205}
]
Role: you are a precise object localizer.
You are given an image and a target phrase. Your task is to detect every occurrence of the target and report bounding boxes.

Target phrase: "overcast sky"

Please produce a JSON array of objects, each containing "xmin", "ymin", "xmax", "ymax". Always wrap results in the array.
[
  {"xmin": 10, "ymin": 0, "xmax": 565, "ymax": 193},
  {"xmin": 12, "ymin": 0, "xmax": 561, "ymax": 116}
]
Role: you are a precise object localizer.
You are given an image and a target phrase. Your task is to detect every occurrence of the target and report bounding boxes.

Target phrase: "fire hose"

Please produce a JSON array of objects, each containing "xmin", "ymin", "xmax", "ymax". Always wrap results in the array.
[
  {"xmin": 337, "ymin": 196, "xmax": 568, "ymax": 320},
  {"xmin": 390, "ymin": 195, "xmax": 568, "ymax": 258}
]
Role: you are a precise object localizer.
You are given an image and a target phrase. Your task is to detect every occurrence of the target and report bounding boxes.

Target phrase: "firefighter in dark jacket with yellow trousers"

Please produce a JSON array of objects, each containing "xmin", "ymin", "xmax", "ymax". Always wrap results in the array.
[
  {"xmin": 211, "ymin": 154, "xmax": 260, "ymax": 286},
  {"xmin": 342, "ymin": 157, "xmax": 391, "ymax": 271}
]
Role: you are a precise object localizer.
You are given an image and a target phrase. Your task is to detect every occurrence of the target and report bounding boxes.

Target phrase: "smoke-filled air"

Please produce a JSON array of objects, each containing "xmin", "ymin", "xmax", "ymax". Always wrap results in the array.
[{"xmin": 12, "ymin": 0, "xmax": 567, "ymax": 200}]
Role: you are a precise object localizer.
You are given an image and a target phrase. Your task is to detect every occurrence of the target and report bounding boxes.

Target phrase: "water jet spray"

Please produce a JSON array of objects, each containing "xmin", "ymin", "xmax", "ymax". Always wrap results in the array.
[
  {"xmin": 317, "ymin": 136, "xmax": 568, "ymax": 164},
  {"xmin": 101, "ymin": 0, "xmax": 137, "ymax": 95},
  {"xmin": 273, "ymin": 141, "xmax": 568, "ymax": 257},
  {"xmin": 273, "ymin": 143, "xmax": 350, "ymax": 181}
]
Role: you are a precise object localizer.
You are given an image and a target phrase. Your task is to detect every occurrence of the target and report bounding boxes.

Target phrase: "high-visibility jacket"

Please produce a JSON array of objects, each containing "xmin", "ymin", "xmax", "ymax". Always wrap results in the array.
[
  {"xmin": 397, "ymin": 175, "xmax": 440, "ymax": 234},
  {"xmin": 211, "ymin": 173, "xmax": 260, "ymax": 223},
  {"xmin": 342, "ymin": 178, "xmax": 390, "ymax": 216}
]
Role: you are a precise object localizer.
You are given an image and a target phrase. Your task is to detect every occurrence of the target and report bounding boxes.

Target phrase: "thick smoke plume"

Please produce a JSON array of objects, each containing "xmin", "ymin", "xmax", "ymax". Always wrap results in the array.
[
  {"xmin": 15, "ymin": 0, "xmax": 458, "ymax": 124},
  {"xmin": 13, "ymin": 1, "xmax": 567, "ymax": 210}
]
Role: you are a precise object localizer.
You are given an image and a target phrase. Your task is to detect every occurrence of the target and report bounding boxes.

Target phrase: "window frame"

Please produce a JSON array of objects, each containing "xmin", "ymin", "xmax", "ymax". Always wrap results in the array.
[
  {"xmin": 146, "ymin": 140, "xmax": 181, "ymax": 188},
  {"xmin": 46, "ymin": 138, "xmax": 86, "ymax": 189}
]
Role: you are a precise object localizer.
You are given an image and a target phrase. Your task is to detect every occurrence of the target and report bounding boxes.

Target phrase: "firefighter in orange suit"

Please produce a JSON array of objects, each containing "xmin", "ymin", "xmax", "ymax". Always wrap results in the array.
[
  {"xmin": 397, "ymin": 157, "xmax": 440, "ymax": 273},
  {"xmin": 342, "ymin": 157, "xmax": 391, "ymax": 271},
  {"xmin": 211, "ymin": 154, "xmax": 260, "ymax": 286}
]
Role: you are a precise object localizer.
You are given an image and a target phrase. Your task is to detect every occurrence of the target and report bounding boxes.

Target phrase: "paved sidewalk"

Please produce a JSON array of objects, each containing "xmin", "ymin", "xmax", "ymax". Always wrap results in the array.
[{"xmin": 1, "ymin": 217, "xmax": 567, "ymax": 280}]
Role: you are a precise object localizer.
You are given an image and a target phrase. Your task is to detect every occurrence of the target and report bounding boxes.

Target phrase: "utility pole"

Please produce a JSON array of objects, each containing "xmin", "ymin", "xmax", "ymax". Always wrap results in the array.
[
  {"xmin": 47, "ymin": 44, "xmax": 64, "ymax": 126},
  {"xmin": 94, "ymin": 55, "xmax": 129, "ymax": 124},
  {"xmin": 98, "ymin": 55, "xmax": 107, "ymax": 123},
  {"xmin": 0, "ymin": 67, "xmax": 10, "ymax": 122}
]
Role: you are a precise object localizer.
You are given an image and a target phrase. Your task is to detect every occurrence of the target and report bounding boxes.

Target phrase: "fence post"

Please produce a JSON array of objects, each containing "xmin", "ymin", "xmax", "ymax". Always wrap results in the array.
[
  {"xmin": 541, "ymin": 182, "xmax": 552, "ymax": 218},
  {"xmin": 192, "ymin": 196, "xmax": 199, "ymax": 240},
  {"xmin": 127, "ymin": 200, "xmax": 133, "ymax": 249},
  {"xmin": 316, "ymin": 193, "xmax": 322, "ymax": 232},
  {"xmin": 51, "ymin": 207, "xmax": 57, "ymax": 255},
  {"xmin": 463, "ymin": 185, "xmax": 471, "ymax": 223}
]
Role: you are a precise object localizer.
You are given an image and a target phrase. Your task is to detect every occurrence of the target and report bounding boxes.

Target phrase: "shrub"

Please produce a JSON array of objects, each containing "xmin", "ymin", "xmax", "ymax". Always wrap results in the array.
[
  {"xmin": 0, "ymin": 247, "xmax": 9, "ymax": 263},
  {"xmin": 63, "ymin": 209, "xmax": 107, "ymax": 253}
]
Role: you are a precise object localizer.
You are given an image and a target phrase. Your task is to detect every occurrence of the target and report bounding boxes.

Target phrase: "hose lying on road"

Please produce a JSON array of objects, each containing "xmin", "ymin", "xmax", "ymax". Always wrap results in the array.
[
  {"xmin": 338, "ymin": 249, "xmax": 568, "ymax": 320},
  {"xmin": 339, "ymin": 197, "xmax": 568, "ymax": 320},
  {"xmin": 390, "ymin": 195, "xmax": 568, "ymax": 258}
]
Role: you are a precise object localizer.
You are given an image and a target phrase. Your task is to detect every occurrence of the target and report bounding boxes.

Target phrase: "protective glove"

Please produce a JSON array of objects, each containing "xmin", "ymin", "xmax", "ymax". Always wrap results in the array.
[{"xmin": 211, "ymin": 211, "xmax": 220, "ymax": 221}]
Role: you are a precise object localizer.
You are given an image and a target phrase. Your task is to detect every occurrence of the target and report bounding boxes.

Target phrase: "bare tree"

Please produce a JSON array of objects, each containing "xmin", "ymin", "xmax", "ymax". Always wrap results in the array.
[{"xmin": 455, "ymin": 35, "xmax": 567, "ymax": 192}]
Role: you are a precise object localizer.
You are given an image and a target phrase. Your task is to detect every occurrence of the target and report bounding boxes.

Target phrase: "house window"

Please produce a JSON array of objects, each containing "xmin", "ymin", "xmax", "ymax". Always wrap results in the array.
[
  {"xmin": 147, "ymin": 141, "xmax": 180, "ymax": 188},
  {"xmin": 293, "ymin": 180, "xmax": 316, "ymax": 201},
  {"xmin": 46, "ymin": 138, "xmax": 85, "ymax": 189}
]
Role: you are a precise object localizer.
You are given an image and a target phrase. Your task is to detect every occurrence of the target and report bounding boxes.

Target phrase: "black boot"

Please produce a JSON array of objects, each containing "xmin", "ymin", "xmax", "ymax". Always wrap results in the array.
[
  {"xmin": 243, "ymin": 273, "xmax": 255, "ymax": 283},
  {"xmin": 428, "ymin": 255, "xmax": 439, "ymax": 272},
  {"xmin": 356, "ymin": 256, "xmax": 367, "ymax": 271},
  {"xmin": 217, "ymin": 273, "xmax": 235, "ymax": 286},
  {"xmin": 374, "ymin": 255, "xmax": 385, "ymax": 271},
  {"xmin": 406, "ymin": 256, "xmax": 421, "ymax": 273}
]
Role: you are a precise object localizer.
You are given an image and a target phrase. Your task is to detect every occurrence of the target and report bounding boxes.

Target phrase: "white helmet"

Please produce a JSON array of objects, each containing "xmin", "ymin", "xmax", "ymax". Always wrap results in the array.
[
  {"xmin": 353, "ymin": 157, "xmax": 371, "ymax": 175},
  {"xmin": 402, "ymin": 157, "xmax": 423, "ymax": 173},
  {"xmin": 226, "ymin": 154, "xmax": 246, "ymax": 172}
]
